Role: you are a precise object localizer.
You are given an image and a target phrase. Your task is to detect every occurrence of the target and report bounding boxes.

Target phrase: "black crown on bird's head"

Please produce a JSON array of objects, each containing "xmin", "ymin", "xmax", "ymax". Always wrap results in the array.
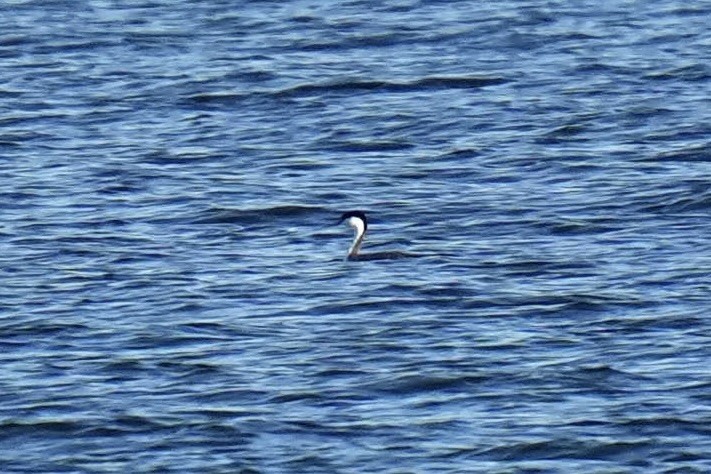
[{"xmin": 338, "ymin": 210, "xmax": 368, "ymax": 230}]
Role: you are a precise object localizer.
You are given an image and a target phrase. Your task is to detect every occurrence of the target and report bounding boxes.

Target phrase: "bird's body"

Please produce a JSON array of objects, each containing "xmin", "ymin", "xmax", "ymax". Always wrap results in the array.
[{"xmin": 338, "ymin": 211, "xmax": 412, "ymax": 261}]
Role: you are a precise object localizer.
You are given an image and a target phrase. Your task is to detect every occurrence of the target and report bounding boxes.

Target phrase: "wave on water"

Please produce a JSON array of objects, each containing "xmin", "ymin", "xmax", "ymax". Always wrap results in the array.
[
  {"xmin": 274, "ymin": 76, "xmax": 509, "ymax": 98},
  {"xmin": 184, "ymin": 75, "xmax": 509, "ymax": 106},
  {"xmin": 195, "ymin": 204, "xmax": 327, "ymax": 225}
]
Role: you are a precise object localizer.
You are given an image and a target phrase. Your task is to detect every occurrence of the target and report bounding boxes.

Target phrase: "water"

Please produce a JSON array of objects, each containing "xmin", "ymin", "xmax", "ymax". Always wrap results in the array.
[{"xmin": 2, "ymin": 1, "xmax": 710, "ymax": 472}]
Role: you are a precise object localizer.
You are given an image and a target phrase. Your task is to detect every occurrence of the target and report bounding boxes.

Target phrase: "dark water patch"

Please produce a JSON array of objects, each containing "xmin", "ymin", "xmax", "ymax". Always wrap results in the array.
[
  {"xmin": 275, "ymin": 76, "xmax": 508, "ymax": 98},
  {"xmin": 311, "ymin": 297, "xmax": 431, "ymax": 317},
  {"xmin": 269, "ymin": 391, "xmax": 325, "ymax": 404},
  {"xmin": 364, "ymin": 373, "xmax": 484, "ymax": 395},
  {"xmin": 417, "ymin": 284, "xmax": 479, "ymax": 299},
  {"xmin": 535, "ymin": 124, "xmax": 589, "ymax": 144},
  {"xmin": 439, "ymin": 147, "xmax": 482, "ymax": 161},
  {"xmin": 636, "ymin": 124, "xmax": 711, "ymax": 146},
  {"xmin": 296, "ymin": 31, "xmax": 418, "ymax": 52},
  {"xmin": 224, "ymin": 69, "xmax": 279, "ymax": 84},
  {"xmin": 644, "ymin": 64, "xmax": 710, "ymax": 82},
  {"xmin": 1, "ymin": 320, "xmax": 90, "ymax": 339},
  {"xmin": 578, "ymin": 313, "xmax": 706, "ymax": 339},
  {"xmin": 30, "ymin": 38, "xmax": 123, "ymax": 55},
  {"xmin": 99, "ymin": 358, "xmax": 151, "ymax": 379},
  {"xmin": 0, "ymin": 139, "xmax": 24, "ymax": 148},
  {"xmin": 574, "ymin": 61, "xmax": 641, "ymax": 76},
  {"xmin": 477, "ymin": 438, "xmax": 655, "ymax": 463},
  {"xmin": 539, "ymin": 218, "xmax": 624, "ymax": 236},
  {"xmin": 637, "ymin": 184, "xmax": 711, "ymax": 214},
  {"xmin": 174, "ymin": 408, "xmax": 270, "ymax": 422},
  {"xmin": 577, "ymin": 440, "xmax": 656, "ymax": 463},
  {"xmin": 177, "ymin": 321, "xmax": 232, "ymax": 335},
  {"xmin": 141, "ymin": 148, "xmax": 227, "ymax": 165},
  {"xmin": 657, "ymin": 195, "xmax": 711, "ymax": 213},
  {"xmin": 0, "ymin": 419, "xmax": 85, "ymax": 440},
  {"xmin": 90, "ymin": 413, "xmax": 181, "ymax": 436},
  {"xmin": 157, "ymin": 360, "xmax": 227, "ymax": 379},
  {"xmin": 648, "ymin": 144, "xmax": 711, "ymax": 163},
  {"xmin": 620, "ymin": 417, "xmax": 711, "ymax": 437},
  {"xmin": 0, "ymin": 34, "xmax": 28, "ymax": 47},
  {"xmin": 196, "ymin": 204, "xmax": 325, "ymax": 225},
  {"xmin": 622, "ymin": 105, "xmax": 676, "ymax": 123},
  {"xmin": 571, "ymin": 364, "xmax": 651, "ymax": 381},
  {"xmin": 667, "ymin": 6, "xmax": 709, "ymax": 16},
  {"xmin": 192, "ymin": 388, "xmax": 272, "ymax": 405},
  {"xmin": 313, "ymin": 368, "xmax": 370, "ymax": 379},
  {"xmin": 325, "ymin": 140, "xmax": 414, "ymax": 152},
  {"xmin": 182, "ymin": 91, "xmax": 251, "ymax": 107},
  {"xmin": 261, "ymin": 159, "xmax": 334, "ymax": 172},
  {"xmin": 460, "ymin": 292, "xmax": 650, "ymax": 316},
  {"xmin": 183, "ymin": 75, "xmax": 508, "ymax": 107},
  {"xmin": 492, "ymin": 259, "xmax": 600, "ymax": 276}
]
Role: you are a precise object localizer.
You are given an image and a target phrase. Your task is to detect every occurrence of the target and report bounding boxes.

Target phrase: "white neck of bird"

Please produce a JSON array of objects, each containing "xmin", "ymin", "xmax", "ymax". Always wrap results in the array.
[{"xmin": 347, "ymin": 216, "xmax": 366, "ymax": 258}]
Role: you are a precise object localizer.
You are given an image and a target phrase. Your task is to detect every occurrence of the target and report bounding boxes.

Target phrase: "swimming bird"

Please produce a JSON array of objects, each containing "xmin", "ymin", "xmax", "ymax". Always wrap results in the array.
[{"xmin": 338, "ymin": 210, "xmax": 411, "ymax": 261}]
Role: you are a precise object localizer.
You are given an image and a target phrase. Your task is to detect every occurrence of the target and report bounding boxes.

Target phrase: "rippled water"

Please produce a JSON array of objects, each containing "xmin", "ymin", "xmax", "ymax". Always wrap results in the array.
[{"xmin": 2, "ymin": 1, "xmax": 710, "ymax": 472}]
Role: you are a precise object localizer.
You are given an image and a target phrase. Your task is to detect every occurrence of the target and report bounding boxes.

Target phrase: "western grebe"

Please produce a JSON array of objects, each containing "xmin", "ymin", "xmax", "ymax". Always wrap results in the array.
[{"xmin": 338, "ymin": 210, "xmax": 411, "ymax": 261}]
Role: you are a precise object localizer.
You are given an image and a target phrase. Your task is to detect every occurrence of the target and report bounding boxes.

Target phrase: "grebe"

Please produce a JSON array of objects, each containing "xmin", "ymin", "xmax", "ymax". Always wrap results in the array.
[{"xmin": 338, "ymin": 211, "xmax": 411, "ymax": 261}]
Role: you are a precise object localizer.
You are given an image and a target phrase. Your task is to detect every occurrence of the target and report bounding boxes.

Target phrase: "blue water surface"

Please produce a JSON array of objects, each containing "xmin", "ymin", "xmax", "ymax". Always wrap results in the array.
[{"xmin": 1, "ymin": 1, "xmax": 710, "ymax": 472}]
